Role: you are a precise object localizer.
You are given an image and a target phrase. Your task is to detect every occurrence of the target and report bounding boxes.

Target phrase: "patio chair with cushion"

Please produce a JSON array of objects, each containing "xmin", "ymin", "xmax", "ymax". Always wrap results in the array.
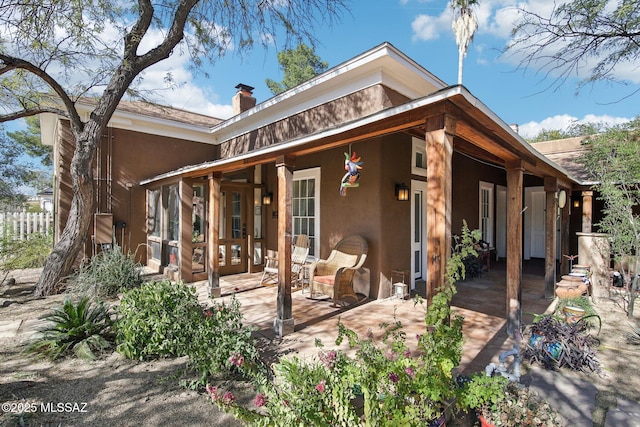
[{"xmin": 309, "ymin": 235, "xmax": 368, "ymax": 306}]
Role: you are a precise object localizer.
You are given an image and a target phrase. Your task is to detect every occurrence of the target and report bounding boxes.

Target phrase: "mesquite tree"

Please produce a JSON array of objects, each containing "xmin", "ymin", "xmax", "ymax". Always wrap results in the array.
[
  {"xmin": 507, "ymin": 0, "xmax": 640, "ymax": 95},
  {"xmin": 0, "ymin": 0, "xmax": 346, "ymax": 296}
]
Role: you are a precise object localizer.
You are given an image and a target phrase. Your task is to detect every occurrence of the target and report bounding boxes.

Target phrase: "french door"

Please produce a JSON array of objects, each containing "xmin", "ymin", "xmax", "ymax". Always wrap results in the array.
[{"xmin": 219, "ymin": 186, "xmax": 247, "ymax": 275}]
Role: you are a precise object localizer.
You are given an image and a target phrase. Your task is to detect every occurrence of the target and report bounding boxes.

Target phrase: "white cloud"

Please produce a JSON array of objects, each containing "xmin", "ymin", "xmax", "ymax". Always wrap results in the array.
[
  {"xmin": 411, "ymin": 13, "xmax": 451, "ymax": 41},
  {"xmin": 517, "ymin": 114, "xmax": 632, "ymax": 138}
]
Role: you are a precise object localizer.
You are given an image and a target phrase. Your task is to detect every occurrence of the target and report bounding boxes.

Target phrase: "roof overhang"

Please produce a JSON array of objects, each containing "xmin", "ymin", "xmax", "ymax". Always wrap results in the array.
[
  {"xmin": 141, "ymin": 85, "xmax": 578, "ymax": 187},
  {"xmin": 39, "ymin": 99, "xmax": 217, "ymax": 147}
]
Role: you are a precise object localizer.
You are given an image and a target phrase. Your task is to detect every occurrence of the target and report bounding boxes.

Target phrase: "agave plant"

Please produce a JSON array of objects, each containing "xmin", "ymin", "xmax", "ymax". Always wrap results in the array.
[{"xmin": 26, "ymin": 296, "xmax": 113, "ymax": 360}]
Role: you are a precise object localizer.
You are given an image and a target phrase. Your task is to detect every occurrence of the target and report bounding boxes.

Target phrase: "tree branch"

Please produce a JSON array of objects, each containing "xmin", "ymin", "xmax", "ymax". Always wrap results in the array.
[
  {"xmin": 0, "ymin": 106, "xmax": 69, "ymax": 122},
  {"xmin": 0, "ymin": 54, "xmax": 82, "ymax": 129}
]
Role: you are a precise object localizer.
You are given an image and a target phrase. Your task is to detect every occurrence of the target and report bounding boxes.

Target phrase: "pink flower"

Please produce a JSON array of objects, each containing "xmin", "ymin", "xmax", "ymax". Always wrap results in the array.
[
  {"xmin": 416, "ymin": 334, "xmax": 422, "ymax": 341},
  {"xmin": 229, "ymin": 353, "xmax": 244, "ymax": 367},
  {"xmin": 403, "ymin": 348, "xmax": 412, "ymax": 358},
  {"xmin": 319, "ymin": 350, "xmax": 337, "ymax": 369},
  {"xmin": 206, "ymin": 385, "xmax": 220, "ymax": 401},
  {"xmin": 253, "ymin": 393, "xmax": 266, "ymax": 407},
  {"xmin": 388, "ymin": 372, "xmax": 399, "ymax": 383},
  {"xmin": 315, "ymin": 379, "xmax": 326, "ymax": 392},
  {"xmin": 205, "ymin": 310, "xmax": 213, "ymax": 317},
  {"xmin": 222, "ymin": 391, "xmax": 236, "ymax": 405},
  {"xmin": 405, "ymin": 367, "xmax": 415, "ymax": 378},
  {"xmin": 385, "ymin": 351, "xmax": 398, "ymax": 361}
]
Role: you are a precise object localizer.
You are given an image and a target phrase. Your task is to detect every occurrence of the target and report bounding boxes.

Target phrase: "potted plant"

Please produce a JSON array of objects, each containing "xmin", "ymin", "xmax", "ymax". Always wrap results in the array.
[{"xmin": 477, "ymin": 382, "xmax": 564, "ymax": 427}]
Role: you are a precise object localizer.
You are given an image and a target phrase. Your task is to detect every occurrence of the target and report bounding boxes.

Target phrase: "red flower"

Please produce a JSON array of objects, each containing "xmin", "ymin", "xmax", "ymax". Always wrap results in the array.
[
  {"xmin": 388, "ymin": 372, "xmax": 399, "ymax": 383},
  {"xmin": 315, "ymin": 379, "xmax": 326, "ymax": 392}
]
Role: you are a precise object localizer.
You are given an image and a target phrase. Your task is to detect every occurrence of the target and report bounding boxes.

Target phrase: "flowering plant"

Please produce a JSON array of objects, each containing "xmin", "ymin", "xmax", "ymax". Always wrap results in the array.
[{"xmin": 207, "ymin": 222, "xmax": 506, "ymax": 425}]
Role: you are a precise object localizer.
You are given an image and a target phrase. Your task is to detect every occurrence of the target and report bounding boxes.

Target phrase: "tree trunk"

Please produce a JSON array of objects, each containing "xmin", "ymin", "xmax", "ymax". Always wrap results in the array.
[{"xmin": 34, "ymin": 129, "xmax": 99, "ymax": 296}]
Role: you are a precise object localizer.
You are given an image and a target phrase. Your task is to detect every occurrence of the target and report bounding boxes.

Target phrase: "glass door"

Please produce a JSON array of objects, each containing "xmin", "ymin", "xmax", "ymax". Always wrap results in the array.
[{"xmin": 219, "ymin": 187, "xmax": 247, "ymax": 275}]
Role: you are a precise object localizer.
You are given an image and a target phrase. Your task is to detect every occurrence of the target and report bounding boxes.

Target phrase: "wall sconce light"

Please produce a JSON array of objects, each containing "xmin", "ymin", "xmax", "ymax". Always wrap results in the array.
[
  {"xmin": 262, "ymin": 192, "xmax": 272, "ymax": 206},
  {"xmin": 573, "ymin": 199, "xmax": 580, "ymax": 208},
  {"xmin": 395, "ymin": 183, "xmax": 409, "ymax": 201}
]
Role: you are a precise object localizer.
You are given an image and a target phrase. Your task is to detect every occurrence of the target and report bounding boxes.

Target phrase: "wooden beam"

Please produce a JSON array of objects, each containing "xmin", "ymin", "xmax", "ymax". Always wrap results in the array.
[
  {"xmin": 208, "ymin": 172, "xmax": 222, "ymax": 298},
  {"xmin": 544, "ymin": 177, "xmax": 558, "ymax": 299},
  {"xmin": 274, "ymin": 155, "xmax": 295, "ymax": 336},
  {"xmin": 506, "ymin": 161, "xmax": 523, "ymax": 337},
  {"xmin": 425, "ymin": 114, "xmax": 454, "ymax": 305},
  {"xmin": 560, "ymin": 191, "xmax": 571, "ymax": 275}
]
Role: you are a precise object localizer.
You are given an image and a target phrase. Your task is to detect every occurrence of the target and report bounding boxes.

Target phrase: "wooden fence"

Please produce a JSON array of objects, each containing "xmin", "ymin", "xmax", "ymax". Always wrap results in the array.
[{"xmin": 0, "ymin": 210, "xmax": 53, "ymax": 241}]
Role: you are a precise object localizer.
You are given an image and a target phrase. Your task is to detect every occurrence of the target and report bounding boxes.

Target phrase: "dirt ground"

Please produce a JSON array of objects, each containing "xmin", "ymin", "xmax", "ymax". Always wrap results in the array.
[{"xmin": 1, "ymin": 269, "xmax": 639, "ymax": 426}]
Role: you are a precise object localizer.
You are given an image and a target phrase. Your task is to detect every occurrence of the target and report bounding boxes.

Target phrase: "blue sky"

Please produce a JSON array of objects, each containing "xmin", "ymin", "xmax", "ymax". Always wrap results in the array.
[{"xmin": 142, "ymin": 0, "xmax": 638, "ymax": 139}]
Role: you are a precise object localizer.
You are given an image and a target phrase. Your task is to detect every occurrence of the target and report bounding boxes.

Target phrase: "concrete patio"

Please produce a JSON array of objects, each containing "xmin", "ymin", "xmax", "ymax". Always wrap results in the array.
[{"xmin": 191, "ymin": 260, "xmax": 555, "ymax": 375}]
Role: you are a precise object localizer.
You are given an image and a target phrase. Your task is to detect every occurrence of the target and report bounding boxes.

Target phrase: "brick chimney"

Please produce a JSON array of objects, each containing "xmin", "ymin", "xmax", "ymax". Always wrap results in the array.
[{"xmin": 232, "ymin": 83, "xmax": 256, "ymax": 115}]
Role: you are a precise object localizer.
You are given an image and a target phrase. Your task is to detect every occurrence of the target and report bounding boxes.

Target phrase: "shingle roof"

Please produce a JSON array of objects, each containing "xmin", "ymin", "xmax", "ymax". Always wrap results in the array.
[{"xmin": 115, "ymin": 100, "xmax": 222, "ymax": 127}]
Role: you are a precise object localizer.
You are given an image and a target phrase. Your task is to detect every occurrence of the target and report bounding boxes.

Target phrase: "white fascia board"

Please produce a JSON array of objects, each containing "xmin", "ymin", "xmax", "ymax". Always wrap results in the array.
[
  {"xmin": 210, "ymin": 43, "xmax": 447, "ymax": 145},
  {"xmin": 74, "ymin": 104, "xmax": 214, "ymax": 144}
]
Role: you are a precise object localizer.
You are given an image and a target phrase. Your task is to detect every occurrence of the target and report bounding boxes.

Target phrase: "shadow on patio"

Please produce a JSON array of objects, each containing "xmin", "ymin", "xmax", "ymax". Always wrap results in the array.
[{"xmin": 190, "ymin": 259, "xmax": 556, "ymax": 375}]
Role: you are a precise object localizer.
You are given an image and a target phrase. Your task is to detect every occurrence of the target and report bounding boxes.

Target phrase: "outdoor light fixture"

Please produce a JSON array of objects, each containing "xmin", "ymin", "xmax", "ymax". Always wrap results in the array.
[
  {"xmin": 395, "ymin": 183, "xmax": 409, "ymax": 201},
  {"xmin": 573, "ymin": 199, "xmax": 580, "ymax": 208},
  {"xmin": 262, "ymin": 192, "xmax": 272, "ymax": 206}
]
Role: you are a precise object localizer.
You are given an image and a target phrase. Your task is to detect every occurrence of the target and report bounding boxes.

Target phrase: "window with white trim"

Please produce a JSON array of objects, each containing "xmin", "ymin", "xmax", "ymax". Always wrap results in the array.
[
  {"xmin": 479, "ymin": 181, "xmax": 494, "ymax": 246},
  {"xmin": 293, "ymin": 168, "xmax": 320, "ymax": 257},
  {"xmin": 411, "ymin": 137, "xmax": 427, "ymax": 176}
]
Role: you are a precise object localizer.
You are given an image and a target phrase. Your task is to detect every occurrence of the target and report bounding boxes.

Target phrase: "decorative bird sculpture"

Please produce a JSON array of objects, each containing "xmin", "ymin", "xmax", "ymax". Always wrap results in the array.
[{"xmin": 340, "ymin": 151, "xmax": 363, "ymax": 196}]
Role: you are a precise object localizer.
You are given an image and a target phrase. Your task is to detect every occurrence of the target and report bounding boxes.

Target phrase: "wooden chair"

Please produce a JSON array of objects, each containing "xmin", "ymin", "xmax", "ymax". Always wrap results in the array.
[
  {"xmin": 309, "ymin": 235, "xmax": 368, "ymax": 306},
  {"xmin": 260, "ymin": 235, "xmax": 310, "ymax": 287},
  {"xmin": 260, "ymin": 249, "xmax": 279, "ymax": 285}
]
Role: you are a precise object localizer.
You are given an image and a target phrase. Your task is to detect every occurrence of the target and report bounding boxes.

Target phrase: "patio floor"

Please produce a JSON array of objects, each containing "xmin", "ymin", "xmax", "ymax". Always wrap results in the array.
[{"xmin": 189, "ymin": 259, "xmax": 556, "ymax": 375}]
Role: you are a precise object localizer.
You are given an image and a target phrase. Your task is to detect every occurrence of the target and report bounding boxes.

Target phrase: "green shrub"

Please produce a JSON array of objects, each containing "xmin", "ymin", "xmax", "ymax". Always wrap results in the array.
[
  {"xmin": 68, "ymin": 244, "xmax": 142, "ymax": 297},
  {"xmin": 0, "ymin": 232, "xmax": 52, "ymax": 273},
  {"xmin": 25, "ymin": 296, "xmax": 113, "ymax": 360},
  {"xmin": 115, "ymin": 280, "xmax": 259, "ymax": 385}
]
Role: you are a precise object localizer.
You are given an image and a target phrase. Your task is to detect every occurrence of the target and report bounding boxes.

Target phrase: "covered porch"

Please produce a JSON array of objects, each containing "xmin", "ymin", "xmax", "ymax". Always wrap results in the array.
[{"xmin": 186, "ymin": 259, "xmax": 553, "ymax": 374}]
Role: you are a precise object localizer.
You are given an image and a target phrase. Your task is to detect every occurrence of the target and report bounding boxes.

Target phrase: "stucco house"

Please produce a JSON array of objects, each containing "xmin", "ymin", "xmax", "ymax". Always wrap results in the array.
[{"xmin": 42, "ymin": 42, "xmax": 588, "ymax": 336}]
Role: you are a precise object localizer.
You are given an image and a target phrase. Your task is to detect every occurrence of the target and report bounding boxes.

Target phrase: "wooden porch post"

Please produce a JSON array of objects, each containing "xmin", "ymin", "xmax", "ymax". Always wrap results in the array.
[
  {"xmin": 544, "ymin": 178, "xmax": 558, "ymax": 299},
  {"xmin": 582, "ymin": 190, "xmax": 593, "ymax": 233},
  {"xmin": 560, "ymin": 194, "xmax": 571, "ymax": 275},
  {"xmin": 506, "ymin": 161, "xmax": 523, "ymax": 337},
  {"xmin": 425, "ymin": 114, "xmax": 454, "ymax": 305},
  {"xmin": 208, "ymin": 172, "xmax": 222, "ymax": 298},
  {"xmin": 274, "ymin": 155, "xmax": 295, "ymax": 336}
]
